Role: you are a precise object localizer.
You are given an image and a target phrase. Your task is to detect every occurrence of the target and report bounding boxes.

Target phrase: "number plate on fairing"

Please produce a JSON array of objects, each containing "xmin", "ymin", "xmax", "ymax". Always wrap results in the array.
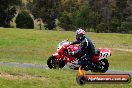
[
  {"xmin": 99, "ymin": 48, "xmax": 111, "ymax": 60},
  {"xmin": 99, "ymin": 52, "xmax": 109, "ymax": 59}
]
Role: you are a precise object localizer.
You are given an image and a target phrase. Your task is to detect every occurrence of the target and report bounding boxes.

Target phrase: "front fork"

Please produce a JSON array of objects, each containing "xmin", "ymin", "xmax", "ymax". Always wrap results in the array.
[
  {"xmin": 52, "ymin": 53, "xmax": 61, "ymax": 61},
  {"xmin": 52, "ymin": 53, "xmax": 66, "ymax": 68}
]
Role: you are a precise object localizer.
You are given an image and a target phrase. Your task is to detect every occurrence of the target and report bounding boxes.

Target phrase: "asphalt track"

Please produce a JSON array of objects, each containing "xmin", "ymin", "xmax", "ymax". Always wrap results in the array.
[{"xmin": 0, "ymin": 62, "xmax": 132, "ymax": 76}]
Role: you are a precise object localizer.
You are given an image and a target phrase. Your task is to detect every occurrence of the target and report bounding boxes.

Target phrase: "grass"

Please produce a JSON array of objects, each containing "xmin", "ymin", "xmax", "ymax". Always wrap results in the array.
[
  {"xmin": 0, "ymin": 66, "xmax": 131, "ymax": 88},
  {"xmin": 0, "ymin": 28, "xmax": 131, "ymax": 70},
  {"xmin": 0, "ymin": 28, "xmax": 132, "ymax": 88}
]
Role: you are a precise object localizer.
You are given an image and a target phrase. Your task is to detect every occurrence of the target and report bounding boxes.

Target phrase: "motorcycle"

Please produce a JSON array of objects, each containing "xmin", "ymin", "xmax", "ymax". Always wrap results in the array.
[{"xmin": 47, "ymin": 40, "xmax": 112, "ymax": 73}]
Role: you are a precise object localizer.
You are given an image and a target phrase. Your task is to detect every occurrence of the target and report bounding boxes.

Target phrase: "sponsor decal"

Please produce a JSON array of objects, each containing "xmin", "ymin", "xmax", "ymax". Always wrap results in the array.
[{"xmin": 76, "ymin": 66, "xmax": 131, "ymax": 85}]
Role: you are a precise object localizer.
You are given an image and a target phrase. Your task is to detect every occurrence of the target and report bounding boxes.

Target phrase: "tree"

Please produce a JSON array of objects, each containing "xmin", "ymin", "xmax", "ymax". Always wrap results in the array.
[
  {"xmin": 0, "ymin": 0, "xmax": 21, "ymax": 27},
  {"xmin": 126, "ymin": 0, "xmax": 132, "ymax": 22},
  {"xmin": 28, "ymin": 0, "xmax": 60, "ymax": 30},
  {"xmin": 71, "ymin": 6, "xmax": 97, "ymax": 31},
  {"xmin": 28, "ymin": 0, "xmax": 83, "ymax": 30},
  {"xmin": 59, "ymin": 12, "xmax": 74, "ymax": 31},
  {"xmin": 86, "ymin": 0, "xmax": 105, "ymax": 29},
  {"xmin": 15, "ymin": 11, "xmax": 34, "ymax": 29},
  {"xmin": 59, "ymin": 0, "xmax": 85, "ymax": 30},
  {"xmin": 26, "ymin": 0, "xmax": 132, "ymax": 33},
  {"xmin": 115, "ymin": 0, "xmax": 128, "ymax": 21}
]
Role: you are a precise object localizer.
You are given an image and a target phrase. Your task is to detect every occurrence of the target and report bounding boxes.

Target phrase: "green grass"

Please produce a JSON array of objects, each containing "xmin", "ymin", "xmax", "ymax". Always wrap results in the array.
[
  {"xmin": 0, "ymin": 28, "xmax": 132, "ymax": 88},
  {"xmin": 0, "ymin": 66, "xmax": 131, "ymax": 88},
  {"xmin": 0, "ymin": 28, "xmax": 131, "ymax": 70}
]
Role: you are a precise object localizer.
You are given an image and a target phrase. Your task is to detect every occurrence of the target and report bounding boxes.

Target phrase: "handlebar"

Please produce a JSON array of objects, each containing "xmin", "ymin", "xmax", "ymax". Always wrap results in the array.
[{"xmin": 63, "ymin": 47, "xmax": 71, "ymax": 55}]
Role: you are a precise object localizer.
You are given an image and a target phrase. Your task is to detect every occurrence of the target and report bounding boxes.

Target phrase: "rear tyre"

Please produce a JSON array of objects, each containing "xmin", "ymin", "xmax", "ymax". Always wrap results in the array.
[{"xmin": 97, "ymin": 59, "xmax": 109, "ymax": 73}]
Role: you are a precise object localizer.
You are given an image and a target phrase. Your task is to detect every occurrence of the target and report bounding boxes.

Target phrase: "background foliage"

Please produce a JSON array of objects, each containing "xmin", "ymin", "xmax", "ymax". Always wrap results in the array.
[
  {"xmin": 0, "ymin": 0, "xmax": 132, "ymax": 33},
  {"xmin": 15, "ymin": 11, "xmax": 34, "ymax": 29}
]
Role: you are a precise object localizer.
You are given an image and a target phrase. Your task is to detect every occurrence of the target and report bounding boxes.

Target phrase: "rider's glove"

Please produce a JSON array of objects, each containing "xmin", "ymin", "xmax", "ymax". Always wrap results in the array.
[
  {"xmin": 68, "ymin": 51, "xmax": 75, "ymax": 56},
  {"xmin": 69, "ymin": 42, "xmax": 73, "ymax": 45}
]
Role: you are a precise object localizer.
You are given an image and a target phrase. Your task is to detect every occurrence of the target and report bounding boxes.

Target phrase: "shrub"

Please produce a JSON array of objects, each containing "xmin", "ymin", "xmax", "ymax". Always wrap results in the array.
[
  {"xmin": 95, "ymin": 23, "xmax": 110, "ymax": 33},
  {"xmin": 109, "ymin": 18, "xmax": 121, "ymax": 33},
  {"xmin": 118, "ymin": 22, "xmax": 132, "ymax": 33},
  {"xmin": 59, "ymin": 14, "xmax": 75, "ymax": 31},
  {"xmin": 15, "ymin": 11, "xmax": 34, "ymax": 29}
]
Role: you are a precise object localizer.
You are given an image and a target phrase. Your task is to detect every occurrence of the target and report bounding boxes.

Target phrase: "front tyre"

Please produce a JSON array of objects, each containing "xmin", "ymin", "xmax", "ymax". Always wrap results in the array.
[
  {"xmin": 47, "ymin": 55, "xmax": 58, "ymax": 69},
  {"xmin": 47, "ymin": 55, "xmax": 65, "ymax": 69}
]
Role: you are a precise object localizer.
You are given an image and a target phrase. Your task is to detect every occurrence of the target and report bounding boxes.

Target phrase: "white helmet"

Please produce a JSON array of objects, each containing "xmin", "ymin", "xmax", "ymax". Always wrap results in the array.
[
  {"xmin": 76, "ymin": 28, "xmax": 86, "ymax": 40},
  {"xmin": 76, "ymin": 28, "xmax": 85, "ymax": 35}
]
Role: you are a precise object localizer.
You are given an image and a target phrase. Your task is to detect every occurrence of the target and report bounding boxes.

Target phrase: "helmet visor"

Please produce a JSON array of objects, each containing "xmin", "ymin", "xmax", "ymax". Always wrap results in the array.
[{"xmin": 76, "ymin": 34, "xmax": 84, "ymax": 39}]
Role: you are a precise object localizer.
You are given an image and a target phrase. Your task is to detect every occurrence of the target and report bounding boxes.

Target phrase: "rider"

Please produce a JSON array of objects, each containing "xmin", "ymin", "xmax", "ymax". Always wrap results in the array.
[{"xmin": 69, "ymin": 28, "xmax": 95, "ymax": 70}]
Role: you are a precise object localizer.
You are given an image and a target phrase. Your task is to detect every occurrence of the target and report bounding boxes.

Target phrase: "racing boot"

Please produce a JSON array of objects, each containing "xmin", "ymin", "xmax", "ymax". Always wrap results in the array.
[{"xmin": 84, "ymin": 60, "xmax": 92, "ymax": 71}]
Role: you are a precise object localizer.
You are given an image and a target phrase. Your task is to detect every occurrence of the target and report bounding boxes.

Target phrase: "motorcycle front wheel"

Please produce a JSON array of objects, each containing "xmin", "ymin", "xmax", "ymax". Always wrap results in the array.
[{"xmin": 47, "ymin": 55, "xmax": 65, "ymax": 69}]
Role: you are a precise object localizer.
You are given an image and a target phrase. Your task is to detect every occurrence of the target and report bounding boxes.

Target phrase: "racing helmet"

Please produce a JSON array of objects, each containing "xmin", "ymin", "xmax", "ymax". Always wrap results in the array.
[{"xmin": 76, "ymin": 28, "xmax": 85, "ymax": 41}]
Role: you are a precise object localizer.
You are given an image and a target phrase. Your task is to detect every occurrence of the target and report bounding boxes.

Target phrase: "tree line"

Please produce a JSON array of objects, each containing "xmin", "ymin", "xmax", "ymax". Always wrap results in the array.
[{"xmin": 0, "ymin": 0, "xmax": 132, "ymax": 33}]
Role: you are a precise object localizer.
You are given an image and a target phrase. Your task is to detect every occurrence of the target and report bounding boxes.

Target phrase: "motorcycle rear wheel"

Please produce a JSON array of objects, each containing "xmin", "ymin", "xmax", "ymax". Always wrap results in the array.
[{"xmin": 92, "ymin": 59, "xmax": 109, "ymax": 73}]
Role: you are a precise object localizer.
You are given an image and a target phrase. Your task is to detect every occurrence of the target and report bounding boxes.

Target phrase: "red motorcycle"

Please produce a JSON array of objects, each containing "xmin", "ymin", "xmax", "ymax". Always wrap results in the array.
[{"xmin": 47, "ymin": 40, "xmax": 112, "ymax": 73}]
